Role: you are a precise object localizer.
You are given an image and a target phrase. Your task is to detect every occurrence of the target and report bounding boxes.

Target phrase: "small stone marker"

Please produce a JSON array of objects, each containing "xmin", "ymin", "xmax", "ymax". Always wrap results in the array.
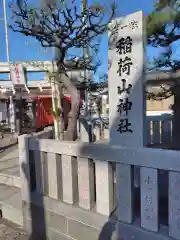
[
  {"xmin": 169, "ymin": 171, "xmax": 180, "ymax": 239},
  {"xmin": 140, "ymin": 167, "xmax": 158, "ymax": 231}
]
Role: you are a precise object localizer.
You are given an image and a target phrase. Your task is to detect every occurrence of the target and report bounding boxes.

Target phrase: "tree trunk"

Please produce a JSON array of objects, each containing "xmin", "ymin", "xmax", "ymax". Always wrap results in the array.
[
  {"xmin": 51, "ymin": 79, "xmax": 60, "ymax": 140},
  {"xmin": 55, "ymin": 82, "xmax": 64, "ymax": 140},
  {"xmin": 57, "ymin": 71, "xmax": 79, "ymax": 141},
  {"xmin": 54, "ymin": 46, "xmax": 79, "ymax": 141}
]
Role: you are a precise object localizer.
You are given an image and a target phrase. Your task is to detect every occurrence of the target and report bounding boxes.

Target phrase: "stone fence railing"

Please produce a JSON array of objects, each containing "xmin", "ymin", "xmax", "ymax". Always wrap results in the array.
[
  {"xmin": 78, "ymin": 114, "xmax": 173, "ymax": 145},
  {"xmin": 18, "ymin": 130, "xmax": 180, "ymax": 239}
]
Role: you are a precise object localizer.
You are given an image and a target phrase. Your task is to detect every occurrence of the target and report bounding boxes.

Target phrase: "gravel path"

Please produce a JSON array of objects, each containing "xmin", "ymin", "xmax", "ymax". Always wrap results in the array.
[{"xmin": 0, "ymin": 219, "xmax": 28, "ymax": 240}]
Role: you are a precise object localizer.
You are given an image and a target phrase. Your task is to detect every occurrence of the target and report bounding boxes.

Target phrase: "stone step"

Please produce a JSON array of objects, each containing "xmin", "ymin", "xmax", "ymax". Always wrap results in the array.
[
  {"xmin": 0, "ymin": 173, "xmax": 21, "ymax": 188},
  {"xmin": 0, "ymin": 145, "xmax": 20, "ymax": 188},
  {"xmin": 0, "ymin": 184, "xmax": 23, "ymax": 226}
]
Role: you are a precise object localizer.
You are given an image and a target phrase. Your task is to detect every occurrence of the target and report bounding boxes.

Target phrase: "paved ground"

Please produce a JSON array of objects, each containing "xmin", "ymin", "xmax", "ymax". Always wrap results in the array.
[
  {"xmin": 0, "ymin": 219, "xmax": 28, "ymax": 240},
  {"xmin": 0, "ymin": 144, "xmax": 19, "ymax": 178},
  {"xmin": 0, "ymin": 134, "xmax": 25, "ymax": 240},
  {"xmin": 0, "ymin": 134, "xmax": 17, "ymax": 153},
  {"xmin": 0, "ymin": 137, "xmax": 24, "ymax": 240}
]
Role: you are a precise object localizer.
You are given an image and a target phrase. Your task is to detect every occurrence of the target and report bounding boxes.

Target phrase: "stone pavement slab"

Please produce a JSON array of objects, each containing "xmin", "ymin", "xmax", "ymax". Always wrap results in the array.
[{"xmin": 0, "ymin": 219, "xmax": 28, "ymax": 240}]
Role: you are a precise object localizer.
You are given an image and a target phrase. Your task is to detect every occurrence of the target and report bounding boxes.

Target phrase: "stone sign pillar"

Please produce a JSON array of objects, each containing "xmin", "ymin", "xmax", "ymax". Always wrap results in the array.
[
  {"xmin": 108, "ymin": 11, "xmax": 147, "ymax": 224},
  {"xmin": 108, "ymin": 11, "xmax": 146, "ymax": 147}
]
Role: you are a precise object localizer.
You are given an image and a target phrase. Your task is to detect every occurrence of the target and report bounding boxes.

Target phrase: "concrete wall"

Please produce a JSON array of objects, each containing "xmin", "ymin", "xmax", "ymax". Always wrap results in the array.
[
  {"xmin": 147, "ymin": 96, "xmax": 173, "ymax": 112},
  {"xmin": 23, "ymin": 200, "xmax": 108, "ymax": 240}
]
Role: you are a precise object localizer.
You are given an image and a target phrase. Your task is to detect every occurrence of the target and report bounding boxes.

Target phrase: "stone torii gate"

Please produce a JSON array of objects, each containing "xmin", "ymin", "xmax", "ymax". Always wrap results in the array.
[{"xmin": 0, "ymin": 61, "xmax": 87, "ymax": 134}]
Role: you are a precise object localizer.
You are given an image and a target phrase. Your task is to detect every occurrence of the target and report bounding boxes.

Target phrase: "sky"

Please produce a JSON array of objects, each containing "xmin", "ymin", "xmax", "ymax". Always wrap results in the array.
[{"xmin": 0, "ymin": 0, "xmax": 162, "ymax": 81}]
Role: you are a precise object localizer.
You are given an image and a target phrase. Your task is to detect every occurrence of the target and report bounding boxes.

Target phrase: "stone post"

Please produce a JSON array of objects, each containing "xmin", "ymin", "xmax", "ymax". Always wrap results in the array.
[
  {"xmin": 172, "ymin": 84, "xmax": 180, "ymax": 149},
  {"xmin": 77, "ymin": 118, "xmax": 95, "ymax": 210},
  {"xmin": 18, "ymin": 134, "xmax": 30, "ymax": 201}
]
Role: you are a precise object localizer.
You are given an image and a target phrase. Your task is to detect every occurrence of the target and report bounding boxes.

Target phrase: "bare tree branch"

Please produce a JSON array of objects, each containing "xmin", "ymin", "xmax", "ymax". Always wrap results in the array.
[
  {"xmin": 8, "ymin": 0, "xmax": 116, "ymax": 140},
  {"xmin": 9, "ymin": 1, "xmax": 115, "ymax": 69}
]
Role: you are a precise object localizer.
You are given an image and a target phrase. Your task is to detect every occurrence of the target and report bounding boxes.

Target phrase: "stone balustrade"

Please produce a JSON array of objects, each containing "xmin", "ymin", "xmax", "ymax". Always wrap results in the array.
[
  {"xmin": 78, "ymin": 113, "xmax": 173, "ymax": 145},
  {"xmin": 18, "ymin": 128, "xmax": 180, "ymax": 239}
]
